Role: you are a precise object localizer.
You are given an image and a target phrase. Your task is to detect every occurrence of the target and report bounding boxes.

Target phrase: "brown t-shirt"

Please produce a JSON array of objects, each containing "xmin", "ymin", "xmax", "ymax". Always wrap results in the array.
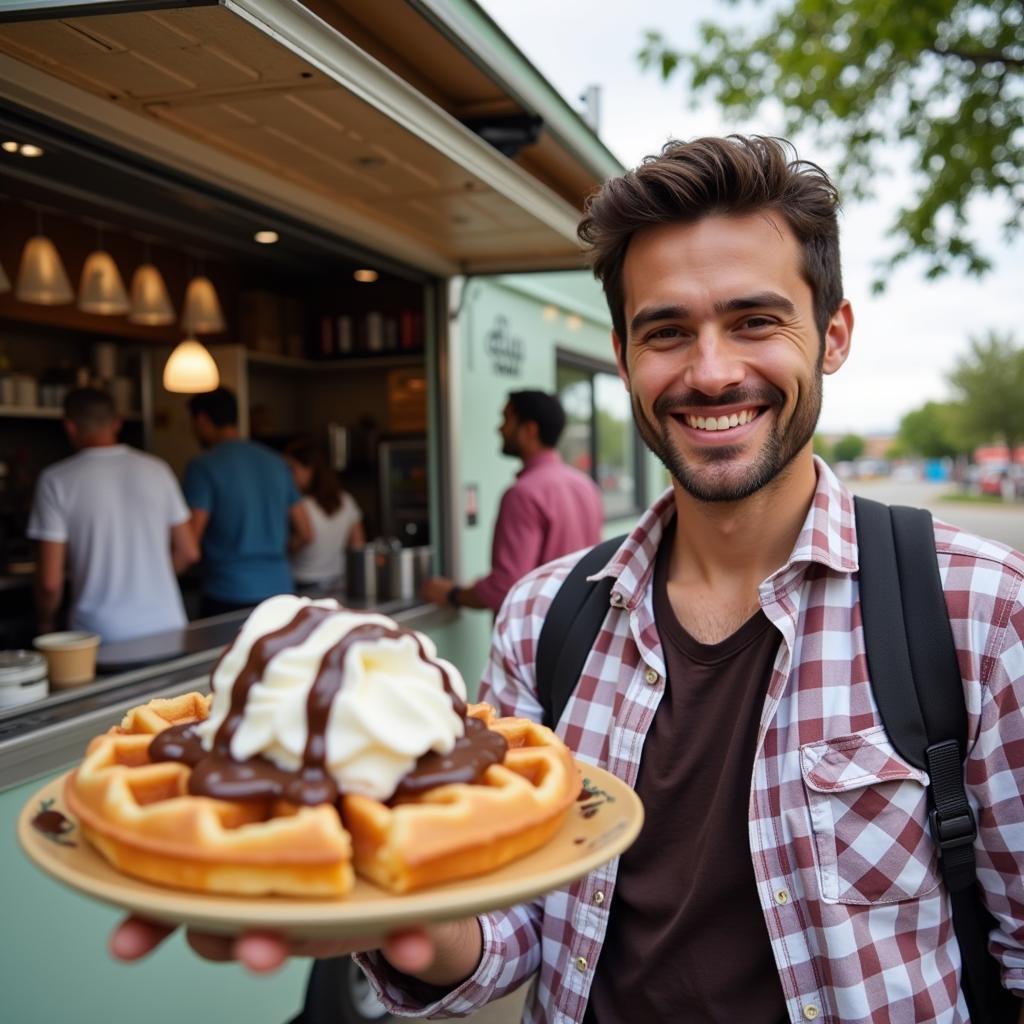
[{"xmin": 583, "ymin": 525, "xmax": 788, "ymax": 1024}]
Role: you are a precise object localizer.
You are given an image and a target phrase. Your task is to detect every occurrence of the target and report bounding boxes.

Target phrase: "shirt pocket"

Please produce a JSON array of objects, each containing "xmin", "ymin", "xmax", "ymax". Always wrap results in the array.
[{"xmin": 800, "ymin": 725, "xmax": 940, "ymax": 905}]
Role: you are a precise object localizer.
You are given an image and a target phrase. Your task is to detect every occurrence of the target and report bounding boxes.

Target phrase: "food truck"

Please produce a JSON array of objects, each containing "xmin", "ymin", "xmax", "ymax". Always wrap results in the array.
[{"xmin": 0, "ymin": 2, "xmax": 664, "ymax": 1021}]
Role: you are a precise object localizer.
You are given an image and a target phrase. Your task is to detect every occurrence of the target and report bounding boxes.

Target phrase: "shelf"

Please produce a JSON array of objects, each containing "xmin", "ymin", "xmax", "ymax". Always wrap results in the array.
[
  {"xmin": 245, "ymin": 351, "xmax": 424, "ymax": 372},
  {"xmin": 0, "ymin": 406, "xmax": 142, "ymax": 421},
  {"xmin": 0, "ymin": 406, "xmax": 61, "ymax": 420}
]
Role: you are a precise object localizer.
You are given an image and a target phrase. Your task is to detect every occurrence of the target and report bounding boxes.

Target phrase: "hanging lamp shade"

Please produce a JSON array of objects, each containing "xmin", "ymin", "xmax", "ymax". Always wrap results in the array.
[
  {"xmin": 129, "ymin": 263, "xmax": 175, "ymax": 325},
  {"xmin": 15, "ymin": 234, "xmax": 73, "ymax": 305},
  {"xmin": 162, "ymin": 337, "xmax": 220, "ymax": 393},
  {"xmin": 78, "ymin": 249, "xmax": 130, "ymax": 315},
  {"xmin": 181, "ymin": 275, "xmax": 226, "ymax": 334},
  {"xmin": 0, "ymin": 260, "xmax": 10, "ymax": 294}
]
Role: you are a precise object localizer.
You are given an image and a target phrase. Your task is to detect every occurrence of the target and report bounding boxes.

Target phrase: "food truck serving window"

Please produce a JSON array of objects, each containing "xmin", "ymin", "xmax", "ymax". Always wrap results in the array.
[{"xmin": 556, "ymin": 350, "xmax": 646, "ymax": 520}]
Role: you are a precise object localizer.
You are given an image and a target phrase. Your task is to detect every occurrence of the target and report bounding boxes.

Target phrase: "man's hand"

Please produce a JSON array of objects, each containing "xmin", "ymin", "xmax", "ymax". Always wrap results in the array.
[
  {"xmin": 110, "ymin": 916, "xmax": 435, "ymax": 974},
  {"xmin": 420, "ymin": 577, "xmax": 489, "ymax": 611},
  {"xmin": 110, "ymin": 915, "xmax": 482, "ymax": 985},
  {"xmin": 420, "ymin": 575, "xmax": 456, "ymax": 608}
]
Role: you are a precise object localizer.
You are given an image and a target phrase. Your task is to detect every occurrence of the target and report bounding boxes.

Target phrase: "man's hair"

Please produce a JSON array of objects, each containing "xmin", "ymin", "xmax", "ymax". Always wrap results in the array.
[
  {"xmin": 64, "ymin": 387, "xmax": 116, "ymax": 433},
  {"xmin": 188, "ymin": 386, "xmax": 238, "ymax": 427},
  {"xmin": 577, "ymin": 135, "xmax": 843, "ymax": 342},
  {"xmin": 508, "ymin": 390, "xmax": 567, "ymax": 448}
]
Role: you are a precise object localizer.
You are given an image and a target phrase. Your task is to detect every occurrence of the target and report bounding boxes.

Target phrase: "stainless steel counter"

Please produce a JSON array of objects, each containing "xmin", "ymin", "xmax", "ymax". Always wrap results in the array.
[{"xmin": 0, "ymin": 598, "xmax": 454, "ymax": 791}]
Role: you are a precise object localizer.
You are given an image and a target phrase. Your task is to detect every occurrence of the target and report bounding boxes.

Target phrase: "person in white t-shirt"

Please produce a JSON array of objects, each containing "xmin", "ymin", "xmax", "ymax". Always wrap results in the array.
[
  {"xmin": 27, "ymin": 387, "xmax": 199, "ymax": 644},
  {"xmin": 283, "ymin": 437, "xmax": 365, "ymax": 590}
]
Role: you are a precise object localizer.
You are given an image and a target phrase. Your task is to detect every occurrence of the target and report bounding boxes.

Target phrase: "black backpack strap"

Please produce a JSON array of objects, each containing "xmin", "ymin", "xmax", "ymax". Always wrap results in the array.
[
  {"xmin": 855, "ymin": 496, "xmax": 1014, "ymax": 1022},
  {"xmin": 535, "ymin": 535, "xmax": 625, "ymax": 729}
]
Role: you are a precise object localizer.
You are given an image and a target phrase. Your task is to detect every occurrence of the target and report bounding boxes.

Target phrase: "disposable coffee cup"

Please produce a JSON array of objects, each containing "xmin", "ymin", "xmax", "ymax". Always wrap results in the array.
[{"xmin": 33, "ymin": 631, "xmax": 101, "ymax": 688}]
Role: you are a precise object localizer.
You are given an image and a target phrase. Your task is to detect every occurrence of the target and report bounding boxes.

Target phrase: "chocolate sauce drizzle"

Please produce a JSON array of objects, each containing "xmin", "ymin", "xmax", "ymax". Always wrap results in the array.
[{"xmin": 150, "ymin": 608, "xmax": 502, "ymax": 805}]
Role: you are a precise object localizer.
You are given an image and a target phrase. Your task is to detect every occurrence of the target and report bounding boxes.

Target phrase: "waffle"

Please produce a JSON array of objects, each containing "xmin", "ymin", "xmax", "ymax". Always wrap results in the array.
[
  {"xmin": 65, "ymin": 694, "xmax": 578, "ymax": 897},
  {"xmin": 344, "ymin": 704, "xmax": 580, "ymax": 893},
  {"xmin": 65, "ymin": 692, "xmax": 354, "ymax": 897}
]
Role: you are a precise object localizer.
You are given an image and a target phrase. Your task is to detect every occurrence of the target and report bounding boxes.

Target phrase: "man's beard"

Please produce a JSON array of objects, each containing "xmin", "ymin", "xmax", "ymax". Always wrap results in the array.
[
  {"xmin": 633, "ymin": 371, "xmax": 823, "ymax": 503},
  {"xmin": 501, "ymin": 436, "xmax": 520, "ymax": 458}
]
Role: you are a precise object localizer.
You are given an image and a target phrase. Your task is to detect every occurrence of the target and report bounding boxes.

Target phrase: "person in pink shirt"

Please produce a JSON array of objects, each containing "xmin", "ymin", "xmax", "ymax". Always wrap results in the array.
[{"xmin": 421, "ymin": 390, "xmax": 604, "ymax": 614}]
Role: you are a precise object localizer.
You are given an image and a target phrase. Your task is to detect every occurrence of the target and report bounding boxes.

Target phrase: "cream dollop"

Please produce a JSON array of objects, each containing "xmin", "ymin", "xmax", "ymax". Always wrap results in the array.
[{"xmin": 195, "ymin": 595, "xmax": 467, "ymax": 800}]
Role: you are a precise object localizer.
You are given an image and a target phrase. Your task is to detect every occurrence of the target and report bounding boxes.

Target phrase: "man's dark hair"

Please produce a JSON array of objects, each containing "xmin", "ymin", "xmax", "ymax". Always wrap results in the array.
[
  {"xmin": 188, "ymin": 386, "xmax": 238, "ymax": 427},
  {"xmin": 508, "ymin": 390, "xmax": 566, "ymax": 448},
  {"xmin": 577, "ymin": 135, "xmax": 843, "ymax": 343},
  {"xmin": 64, "ymin": 387, "xmax": 116, "ymax": 433}
]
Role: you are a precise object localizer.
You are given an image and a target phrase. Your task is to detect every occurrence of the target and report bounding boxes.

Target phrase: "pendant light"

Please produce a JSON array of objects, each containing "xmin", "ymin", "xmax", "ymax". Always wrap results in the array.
[
  {"xmin": 181, "ymin": 274, "xmax": 226, "ymax": 334},
  {"xmin": 162, "ymin": 337, "xmax": 220, "ymax": 393},
  {"xmin": 15, "ymin": 213, "xmax": 73, "ymax": 305},
  {"xmin": 0, "ymin": 261, "xmax": 9, "ymax": 294},
  {"xmin": 129, "ymin": 249, "xmax": 175, "ymax": 325},
  {"xmin": 78, "ymin": 229, "xmax": 130, "ymax": 315}
]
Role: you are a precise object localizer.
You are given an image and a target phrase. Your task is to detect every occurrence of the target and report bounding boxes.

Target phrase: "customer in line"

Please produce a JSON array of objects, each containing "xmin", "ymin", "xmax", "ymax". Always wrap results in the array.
[
  {"xmin": 283, "ymin": 436, "xmax": 365, "ymax": 592},
  {"xmin": 111, "ymin": 137, "xmax": 1024, "ymax": 1022},
  {"xmin": 184, "ymin": 387, "xmax": 311, "ymax": 617},
  {"xmin": 421, "ymin": 390, "xmax": 603, "ymax": 613},
  {"xmin": 28, "ymin": 387, "xmax": 198, "ymax": 643}
]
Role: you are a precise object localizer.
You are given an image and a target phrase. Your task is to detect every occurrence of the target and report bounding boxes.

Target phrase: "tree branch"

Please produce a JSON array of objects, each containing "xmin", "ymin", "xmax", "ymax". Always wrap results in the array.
[{"xmin": 927, "ymin": 45, "xmax": 1024, "ymax": 68}]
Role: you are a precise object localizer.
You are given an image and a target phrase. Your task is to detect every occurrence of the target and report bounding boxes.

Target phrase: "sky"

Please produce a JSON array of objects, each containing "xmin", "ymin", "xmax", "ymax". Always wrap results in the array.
[{"xmin": 478, "ymin": 0, "xmax": 1024, "ymax": 437}]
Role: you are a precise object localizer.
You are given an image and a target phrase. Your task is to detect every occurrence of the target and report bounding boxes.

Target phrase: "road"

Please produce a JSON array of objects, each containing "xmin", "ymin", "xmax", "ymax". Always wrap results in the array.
[
  {"xmin": 847, "ymin": 477, "xmax": 1024, "ymax": 552},
  {"xmin": 425, "ymin": 477, "xmax": 1022, "ymax": 1024}
]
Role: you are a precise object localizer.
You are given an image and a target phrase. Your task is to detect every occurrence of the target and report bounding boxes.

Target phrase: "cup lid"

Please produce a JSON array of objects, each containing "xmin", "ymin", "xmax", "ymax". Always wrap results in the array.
[
  {"xmin": 33, "ymin": 631, "xmax": 101, "ymax": 650},
  {"xmin": 0, "ymin": 650, "xmax": 47, "ymax": 685}
]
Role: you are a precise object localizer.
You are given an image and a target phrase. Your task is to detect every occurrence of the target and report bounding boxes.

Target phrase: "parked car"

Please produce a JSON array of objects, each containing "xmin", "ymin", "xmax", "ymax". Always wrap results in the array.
[{"xmin": 971, "ymin": 463, "xmax": 1024, "ymax": 498}]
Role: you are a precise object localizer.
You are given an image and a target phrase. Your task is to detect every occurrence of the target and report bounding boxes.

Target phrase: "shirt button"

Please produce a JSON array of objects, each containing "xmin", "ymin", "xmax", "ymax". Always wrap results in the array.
[
  {"xmin": 609, "ymin": 591, "xmax": 625, "ymax": 607},
  {"xmin": 775, "ymin": 888, "xmax": 789, "ymax": 905},
  {"xmin": 592, "ymin": 890, "xmax": 605, "ymax": 905},
  {"xmin": 643, "ymin": 668, "xmax": 660, "ymax": 686},
  {"xmin": 575, "ymin": 956, "xmax": 588, "ymax": 972},
  {"xmin": 803, "ymin": 1005, "xmax": 819, "ymax": 1020}
]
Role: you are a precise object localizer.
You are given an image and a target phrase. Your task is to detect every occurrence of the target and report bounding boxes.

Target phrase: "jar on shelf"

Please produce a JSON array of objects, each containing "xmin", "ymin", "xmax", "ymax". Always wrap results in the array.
[{"xmin": 12, "ymin": 373, "xmax": 38, "ymax": 408}]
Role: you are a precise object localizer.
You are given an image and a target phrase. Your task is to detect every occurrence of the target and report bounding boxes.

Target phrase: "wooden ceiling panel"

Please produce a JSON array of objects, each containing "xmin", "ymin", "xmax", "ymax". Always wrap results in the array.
[
  {"xmin": 150, "ymin": 89, "xmax": 470, "ymax": 203},
  {"xmin": 135, "ymin": 8, "xmax": 313, "ymax": 84},
  {"xmin": 0, "ymin": 4, "xmax": 584, "ymax": 271}
]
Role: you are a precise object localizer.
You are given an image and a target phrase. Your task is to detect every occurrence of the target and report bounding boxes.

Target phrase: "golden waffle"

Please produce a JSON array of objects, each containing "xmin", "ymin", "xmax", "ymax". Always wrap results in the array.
[
  {"xmin": 65, "ymin": 692, "xmax": 354, "ymax": 897},
  {"xmin": 343, "ymin": 704, "xmax": 580, "ymax": 893},
  {"xmin": 66, "ymin": 695, "xmax": 578, "ymax": 898}
]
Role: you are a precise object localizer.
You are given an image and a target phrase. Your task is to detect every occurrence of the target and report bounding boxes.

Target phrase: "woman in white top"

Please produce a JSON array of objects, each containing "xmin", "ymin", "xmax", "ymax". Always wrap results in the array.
[{"xmin": 284, "ymin": 437, "xmax": 365, "ymax": 589}]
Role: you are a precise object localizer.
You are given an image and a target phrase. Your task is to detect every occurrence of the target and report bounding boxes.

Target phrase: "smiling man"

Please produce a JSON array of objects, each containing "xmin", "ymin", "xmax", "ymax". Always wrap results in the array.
[{"xmin": 111, "ymin": 137, "xmax": 1024, "ymax": 1024}]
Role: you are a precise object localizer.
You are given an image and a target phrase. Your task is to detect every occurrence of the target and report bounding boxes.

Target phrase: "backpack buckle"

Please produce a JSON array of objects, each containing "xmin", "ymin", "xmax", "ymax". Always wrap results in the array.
[{"xmin": 929, "ymin": 807, "xmax": 977, "ymax": 851}]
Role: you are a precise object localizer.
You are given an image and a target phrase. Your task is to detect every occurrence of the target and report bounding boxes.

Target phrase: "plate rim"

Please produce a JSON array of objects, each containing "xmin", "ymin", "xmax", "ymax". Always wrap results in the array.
[{"xmin": 18, "ymin": 762, "xmax": 642, "ymax": 934}]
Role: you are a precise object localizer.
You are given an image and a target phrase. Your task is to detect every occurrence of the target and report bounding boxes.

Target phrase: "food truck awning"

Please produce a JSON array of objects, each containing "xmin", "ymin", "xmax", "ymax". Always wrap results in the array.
[{"xmin": 0, "ymin": 0, "xmax": 617, "ymax": 274}]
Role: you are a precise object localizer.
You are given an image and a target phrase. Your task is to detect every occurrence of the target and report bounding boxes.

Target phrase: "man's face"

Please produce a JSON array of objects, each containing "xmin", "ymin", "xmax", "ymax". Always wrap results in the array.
[
  {"xmin": 499, "ymin": 403, "xmax": 522, "ymax": 458},
  {"xmin": 614, "ymin": 212, "xmax": 851, "ymax": 503}
]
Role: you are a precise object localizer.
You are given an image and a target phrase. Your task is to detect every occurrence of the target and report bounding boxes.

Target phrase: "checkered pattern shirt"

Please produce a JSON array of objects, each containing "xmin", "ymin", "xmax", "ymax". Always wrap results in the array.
[{"xmin": 361, "ymin": 459, "xmax": 1024, "ymax": 1023}]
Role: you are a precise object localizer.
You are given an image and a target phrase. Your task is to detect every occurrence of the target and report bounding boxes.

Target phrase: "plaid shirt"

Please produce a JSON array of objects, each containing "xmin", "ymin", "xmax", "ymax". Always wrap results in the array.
[{"xmin": 362, "ymin": 459, "xmax": 1024, "ymax": 1023}]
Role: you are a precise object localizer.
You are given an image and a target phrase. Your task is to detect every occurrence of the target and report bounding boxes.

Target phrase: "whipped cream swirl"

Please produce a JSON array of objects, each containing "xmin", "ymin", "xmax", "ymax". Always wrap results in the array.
[{"xmin": 195, "ymin": 595, "xmax": 467, "ymax": 800}]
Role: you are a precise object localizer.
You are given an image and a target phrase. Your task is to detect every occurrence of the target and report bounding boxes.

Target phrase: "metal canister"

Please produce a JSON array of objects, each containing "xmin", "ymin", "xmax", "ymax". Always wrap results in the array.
[
  {"xmin": 0, "ymin": 650, "xmax": 48, "ymax": 709},
  {"xmin": 345, "ymin": 547, "xmax": 379, "ymax": 602},
  {"xmin": 376, "ymin": 545, "xmax": 433, "ymax": 602},
  {"xmin": 407, "ymin": 546, "xmax": 433, "ymax": 596},
  {"xmin": 374, "ymin": 540, "xmax": 407, "ymax": 601}
]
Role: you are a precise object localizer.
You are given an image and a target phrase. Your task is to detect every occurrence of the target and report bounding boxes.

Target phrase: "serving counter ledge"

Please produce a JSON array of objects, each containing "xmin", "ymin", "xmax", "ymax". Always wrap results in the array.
[{"xmin": 0, "ymin": 597, "xmax": 454, "ymax": 792}]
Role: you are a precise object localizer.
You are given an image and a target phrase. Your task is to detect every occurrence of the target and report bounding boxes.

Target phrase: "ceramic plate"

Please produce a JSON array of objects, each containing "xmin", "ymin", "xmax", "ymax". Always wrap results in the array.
[{"xmin": 18, "ymin": 764, "xmax": 642, "ymax": 939}]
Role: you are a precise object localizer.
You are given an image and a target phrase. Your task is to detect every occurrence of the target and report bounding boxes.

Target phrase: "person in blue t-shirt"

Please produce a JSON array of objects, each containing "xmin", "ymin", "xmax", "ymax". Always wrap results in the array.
[{"xmin": 183, "ymin": 387, "xmax": 312, "ymax": 618}]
